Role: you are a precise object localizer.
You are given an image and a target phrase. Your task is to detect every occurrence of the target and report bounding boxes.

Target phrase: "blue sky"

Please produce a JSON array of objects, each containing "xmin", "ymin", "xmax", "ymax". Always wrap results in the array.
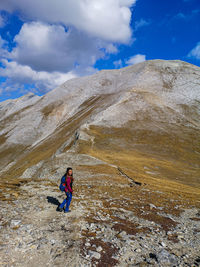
[{"xmin": 0, "ymin": 0, "xmax": 200, "ymax": 102}]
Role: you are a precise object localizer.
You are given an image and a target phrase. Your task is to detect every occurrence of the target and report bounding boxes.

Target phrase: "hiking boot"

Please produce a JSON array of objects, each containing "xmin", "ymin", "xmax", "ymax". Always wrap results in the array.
[
  {"xmin": 56, "ymin": 206, "xmax": 63, "ymax": 212},
  {"xmin": 64, "ymin": 210, "xmax": 71, "ymax": 213}
]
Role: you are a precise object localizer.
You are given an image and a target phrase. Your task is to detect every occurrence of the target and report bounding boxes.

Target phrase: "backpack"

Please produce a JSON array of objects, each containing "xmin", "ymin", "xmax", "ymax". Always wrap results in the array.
[{"xmin": 59, "ymin": 175, "xmax": 66, "ymax": 192}]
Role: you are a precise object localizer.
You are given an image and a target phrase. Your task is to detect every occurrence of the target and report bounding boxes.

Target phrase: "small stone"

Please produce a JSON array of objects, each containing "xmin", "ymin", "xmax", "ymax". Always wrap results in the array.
[
  {"xmin": 10, "ymin": 220, "xmax": 21, "ymax": 228},
  {"xmin": 50, "ymin": 239, "xmax": 55, "ymax": 245},
  {"xmin": 30, "ymin": 245, "xmax": 37, "ymax": 249},
  {"xmin": 88, "ymin": 250, "xmax": 101, "ymax": 259},
  {"xmin": 85, "ymin": 242, "xmax": 91, "ymax": 247},
  {"xmin": 159, "ymin": 241, "xmax": 166, "ymax": 247},
  {"xmin": 157, "ymin": 249, "xmax": 178, "ymax": 265},
  {"xmin": 129, "ymin": 256, "xmax": 134, "ymax": 262},
  {"xmin": 121, "ymin": 231, "xmax": 126, "ymax": 236},
  {"xmin": 149, "ymin": 203, "xmax": 157, "ymax": 210},
  {"xmin": 173, "ymin": 250, "xmax": 182, "ymax": 257},
  {"xmin": 96, "ymin": 246, "xmax": 102, "ymax": 252}
]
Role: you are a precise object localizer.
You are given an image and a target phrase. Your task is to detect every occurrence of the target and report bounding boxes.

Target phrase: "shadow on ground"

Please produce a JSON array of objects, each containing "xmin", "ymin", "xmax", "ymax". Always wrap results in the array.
[{"xmin": 47, "ymin": 196, "xmax": 60, "ymax": 206}]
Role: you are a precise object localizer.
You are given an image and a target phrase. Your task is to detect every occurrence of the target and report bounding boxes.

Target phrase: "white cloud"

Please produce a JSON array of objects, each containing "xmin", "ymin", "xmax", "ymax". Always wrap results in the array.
[
  {"xmin": 104, "ymin": 43, "xmax": 118, "ymax": 54},
  {"xmin": 10, "ymin": 21, "xmax": 105, "ymax": 73},
  {"xmin": 188, "ymin": 42, "xmax": 200, "ymax": 60},
  {"xmin": 0, "ymin": 0, "xmax": 136, "ymax": 43},
  {"xmin": 113, "ymin": 59, "xmax": 123, "ymax": 68},
  {"xmin": 125, "ymin": 54, "xmax": 146, "ymax": 65},
  {"xmin": 0, "ymin": 59, "xmax": 76, "ymax": 93},
  {"xmin": 134, "ymin": 18, "xmax": 151, "ymax": 30},
  {"xmin": 0, "ymin": 21, "xmax": 121, "ymax": 95},
  {"xmin": 113, "ymin": 53, "xmax": 146, "ymax": 68},
  {"xmin": 0, "ymin": 0, "xmax": 138, "ymax": 99}
]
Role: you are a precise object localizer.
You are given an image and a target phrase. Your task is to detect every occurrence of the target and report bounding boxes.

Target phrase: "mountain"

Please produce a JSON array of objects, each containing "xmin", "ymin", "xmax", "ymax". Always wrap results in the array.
[
  {"xmin": 0, "ymin": 59, "xmax": 200, "ymax": 266},
  {"xmin": 0, "ymin": 59, "xmax": 199, "ymax": 186}
]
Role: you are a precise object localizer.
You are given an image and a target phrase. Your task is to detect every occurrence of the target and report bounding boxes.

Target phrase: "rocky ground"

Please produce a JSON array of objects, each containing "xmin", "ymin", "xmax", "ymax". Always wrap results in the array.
[{"xmin": 0, "ymin": 158, "xmax": 200, "ymax": 267}]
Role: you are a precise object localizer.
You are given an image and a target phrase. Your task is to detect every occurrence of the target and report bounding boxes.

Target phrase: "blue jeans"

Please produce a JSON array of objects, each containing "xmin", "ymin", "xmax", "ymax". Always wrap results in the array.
[{"xmin": 59, "ymin": 192, "xmax": 72, "ymax": 211}]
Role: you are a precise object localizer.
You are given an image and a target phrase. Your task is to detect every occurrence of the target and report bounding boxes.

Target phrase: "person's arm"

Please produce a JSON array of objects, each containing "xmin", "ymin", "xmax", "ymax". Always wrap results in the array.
[
  {"xmin": 66, "ymin": 177, "xmax": 73, "ymax": 193},
  {"xmin": 64, "ymin": 184, "xmax": 68, "ymax": 193}
]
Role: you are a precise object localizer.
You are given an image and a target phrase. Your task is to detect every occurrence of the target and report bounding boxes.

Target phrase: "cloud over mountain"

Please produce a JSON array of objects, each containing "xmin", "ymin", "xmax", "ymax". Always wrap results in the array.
[
  {"xmin": 0, "ymin": 59, "xmax": 76, "ymax": 93},
  {"xmin": 126, "ymin": 54, "xmax": 146, "ymax": 65},
  {"xmin": 0, "ymin": 0, "xmax": 136, "ymax": 97},
  {"xmin": 188, "ymin": 42, "xmax": 200, "ymax": 60}
]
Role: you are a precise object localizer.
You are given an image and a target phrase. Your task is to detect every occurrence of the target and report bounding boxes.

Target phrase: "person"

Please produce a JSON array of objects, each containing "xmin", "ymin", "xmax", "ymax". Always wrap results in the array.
[{"xmin": 57, "ymin": 167, "xmax": 74, "ymax": 213}]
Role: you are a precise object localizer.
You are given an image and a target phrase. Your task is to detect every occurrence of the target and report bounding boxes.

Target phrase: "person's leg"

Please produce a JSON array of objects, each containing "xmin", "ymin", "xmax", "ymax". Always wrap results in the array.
[
  {"xmin": 65, "ymin": 192, "xmax": 72, "ymax": 212},
  {"xmin": 59, "ymin": 197, "xmax": 67, "ymax": 209}
]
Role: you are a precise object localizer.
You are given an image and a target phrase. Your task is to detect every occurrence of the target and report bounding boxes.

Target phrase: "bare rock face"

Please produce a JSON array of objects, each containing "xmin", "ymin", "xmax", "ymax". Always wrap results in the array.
[{"xmin": 0, "ymin": 60, "xmax": 200, "ymax": 267}]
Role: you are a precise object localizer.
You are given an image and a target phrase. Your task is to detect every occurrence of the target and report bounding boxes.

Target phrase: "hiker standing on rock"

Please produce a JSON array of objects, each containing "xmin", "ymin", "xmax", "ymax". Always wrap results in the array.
[{"xmin": 57, "ymin": 167, "xmax": 74, "ymax": 213}]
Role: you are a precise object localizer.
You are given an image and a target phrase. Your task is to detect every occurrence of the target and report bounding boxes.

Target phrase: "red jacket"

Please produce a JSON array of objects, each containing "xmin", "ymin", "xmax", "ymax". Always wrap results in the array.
[{"xmin": 63, "ymin": 176, "xmax": 73, "ymax": 193}]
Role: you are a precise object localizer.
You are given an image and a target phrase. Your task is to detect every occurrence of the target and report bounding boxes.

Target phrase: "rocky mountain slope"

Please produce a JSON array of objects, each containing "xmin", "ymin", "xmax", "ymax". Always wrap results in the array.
[{"xmin": 0, "ymin": 59, "xmax": 200, "ymax": 266}]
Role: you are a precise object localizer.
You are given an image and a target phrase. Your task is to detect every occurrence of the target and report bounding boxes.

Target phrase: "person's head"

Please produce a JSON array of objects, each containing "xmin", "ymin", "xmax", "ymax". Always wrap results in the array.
[{"xmin": 65, "ymin": 167, "xmax": 73, "ymax": 177}]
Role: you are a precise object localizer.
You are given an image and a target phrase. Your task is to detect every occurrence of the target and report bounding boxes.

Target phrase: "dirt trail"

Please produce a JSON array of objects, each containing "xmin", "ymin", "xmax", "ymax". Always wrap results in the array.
[{"xmin": 0, "ymin": 166, "xmax": 200, "ymax": 267}]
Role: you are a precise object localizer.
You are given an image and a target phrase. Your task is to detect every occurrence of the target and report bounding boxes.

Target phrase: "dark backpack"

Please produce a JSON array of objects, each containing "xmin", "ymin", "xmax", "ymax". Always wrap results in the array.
[{"xmin": 59, "ymin": 175, "xmax": 66, "ymax": 192}]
